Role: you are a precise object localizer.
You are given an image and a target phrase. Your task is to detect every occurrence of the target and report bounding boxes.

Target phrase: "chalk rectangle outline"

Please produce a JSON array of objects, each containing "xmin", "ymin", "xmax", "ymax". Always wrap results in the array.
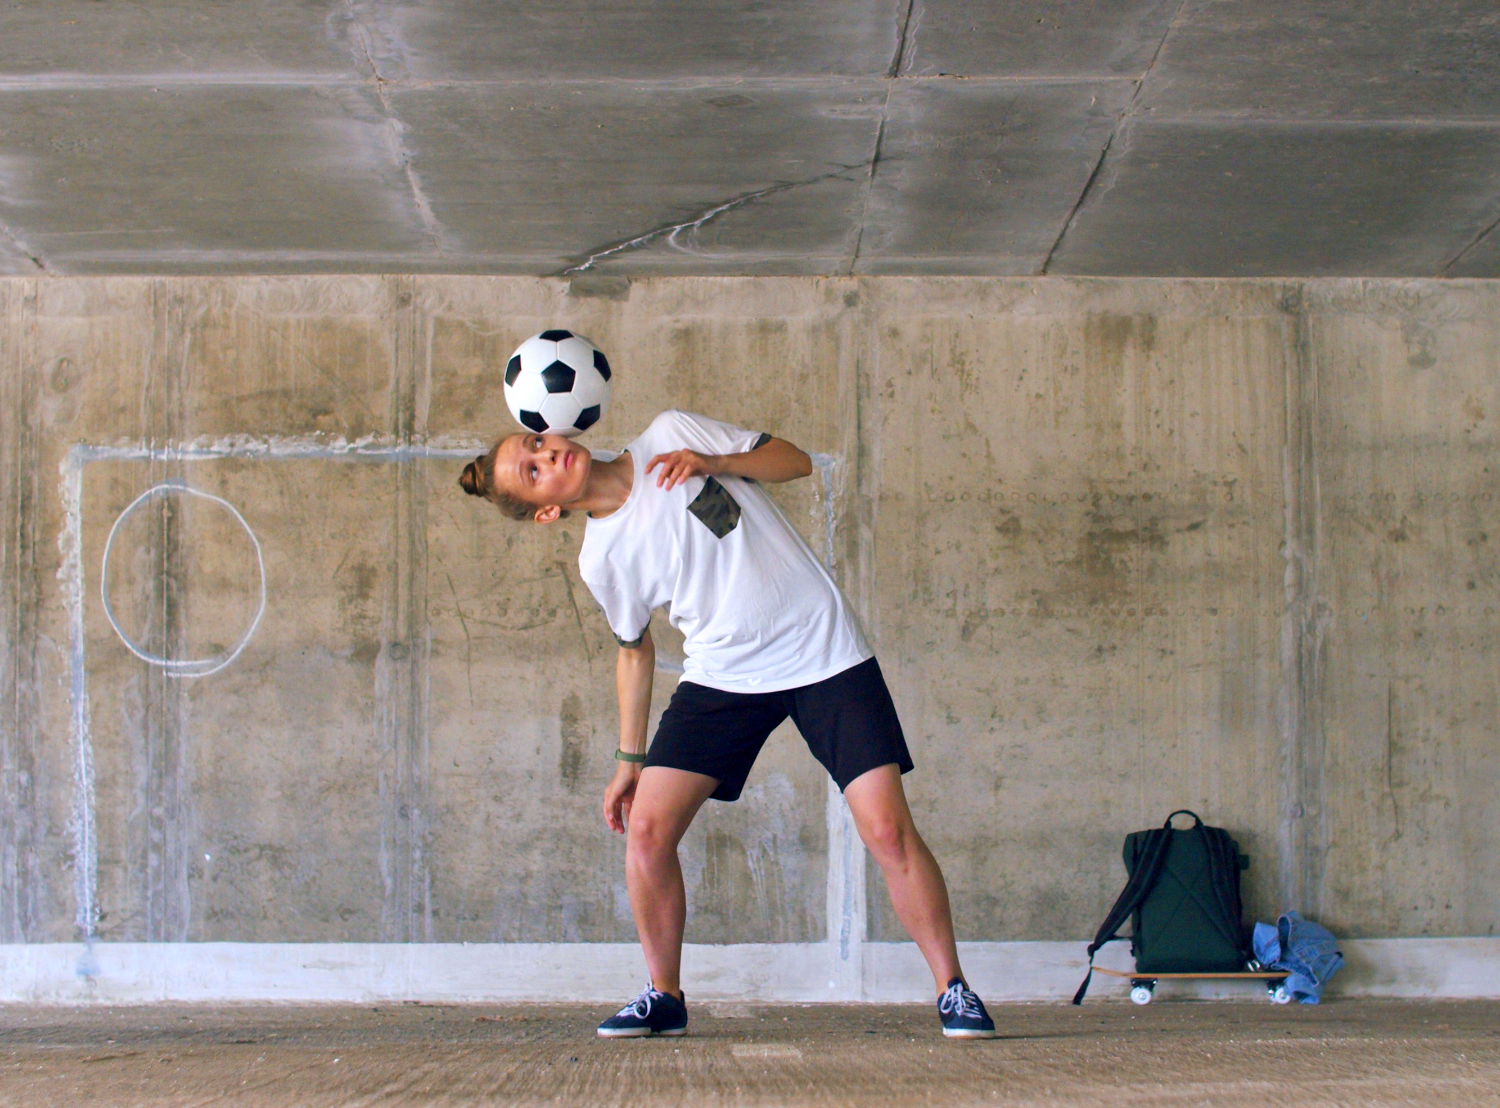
[{"xmin": 60, "ymin": 439, "xmax": 861, "ymax": 992}]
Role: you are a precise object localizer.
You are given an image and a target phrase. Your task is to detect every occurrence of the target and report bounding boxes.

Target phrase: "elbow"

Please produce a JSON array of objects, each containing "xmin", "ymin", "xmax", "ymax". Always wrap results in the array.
[{"xmin": 759, "ymin": 439, "xmax": 813, "ymax": 482}]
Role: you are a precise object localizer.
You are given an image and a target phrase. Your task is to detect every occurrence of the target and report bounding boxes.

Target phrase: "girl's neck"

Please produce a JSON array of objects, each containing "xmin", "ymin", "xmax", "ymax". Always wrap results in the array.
[{"xmin": 581, "ymin": 450, "xmax": 634, "ymax": 518}]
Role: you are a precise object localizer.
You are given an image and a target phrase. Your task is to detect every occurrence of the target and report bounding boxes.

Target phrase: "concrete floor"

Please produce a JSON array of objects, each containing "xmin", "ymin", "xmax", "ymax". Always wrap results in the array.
[{"xmin": 0, "ymin": 1000, "xmax": 1496, "ymax": 1106}]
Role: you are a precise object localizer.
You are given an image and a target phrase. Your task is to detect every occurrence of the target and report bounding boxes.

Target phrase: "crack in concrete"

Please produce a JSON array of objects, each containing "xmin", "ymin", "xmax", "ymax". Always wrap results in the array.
[
  {"xmin": 1439, "ymin": 207, "xmax": 1500, "ymax": 275},
  {"xmin": 847, "ymin": 104, "xmax": 890, "ymax": 276},
  {"xmin": 0, "ymin": 220, "xmax": 46, "ymax": 272},
  {"xmin": 560, "ymin": 172, "xmax": 852, "ymax": 275},
  {"xmin": 848, "ymin": 0, "xmax": 922, "ymax": 276},
  {"xmin": 1038, "ymin": 116, "xmax": 1124, "ymax": 276},
  {"xmin": 1039, "ymin": 0, "xmax": 1194, "ymax": 274},
  {"xmin": 889, "ymin": 0, "xmax": 919, "ymax": 79},
  {"xmin": 443, "ymin": 571, "xmax": 474, "ymax": 708},
  {"xmin": 341, "ymin": 0, "xmax": 448, "ymax": 257}
]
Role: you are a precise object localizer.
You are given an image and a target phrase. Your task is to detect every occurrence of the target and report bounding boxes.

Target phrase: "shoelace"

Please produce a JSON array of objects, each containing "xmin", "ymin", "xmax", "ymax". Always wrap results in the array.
[
  {"xmin": 616, "ymin": 982, "xmax": 660, "ymax": 1019},
  {"xmin": 938, "ymin": 981, "xmax": 983, "ymax": 1020}
]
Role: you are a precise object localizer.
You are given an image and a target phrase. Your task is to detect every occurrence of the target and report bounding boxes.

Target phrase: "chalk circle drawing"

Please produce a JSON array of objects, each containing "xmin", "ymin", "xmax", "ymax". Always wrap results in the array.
[{"xmin": 100, "ymin": 481, "xmax": 267, "ymax": 679}]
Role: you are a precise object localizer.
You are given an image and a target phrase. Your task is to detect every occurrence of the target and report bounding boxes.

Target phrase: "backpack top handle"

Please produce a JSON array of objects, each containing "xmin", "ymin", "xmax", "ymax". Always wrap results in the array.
[{"xmin": 1164, "ymin": 810, "xmax": 1202, "ymax": 828}]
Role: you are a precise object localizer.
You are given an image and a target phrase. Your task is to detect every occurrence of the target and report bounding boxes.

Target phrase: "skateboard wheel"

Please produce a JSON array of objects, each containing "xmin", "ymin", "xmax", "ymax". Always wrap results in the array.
[
  {"xmin": 1130, "ymin": 985, "xmax": 1154, "ymax": 1005},
  {"xmin": 1269, "ymin": 984, "xmax": 1292, "ymax": 1005}
]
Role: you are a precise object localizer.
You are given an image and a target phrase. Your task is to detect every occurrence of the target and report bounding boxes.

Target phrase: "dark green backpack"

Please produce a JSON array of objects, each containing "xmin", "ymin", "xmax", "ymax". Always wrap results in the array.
[{"xmin": 1073, "ymin": 810, "xmax": 1251, "ymax": 1003}]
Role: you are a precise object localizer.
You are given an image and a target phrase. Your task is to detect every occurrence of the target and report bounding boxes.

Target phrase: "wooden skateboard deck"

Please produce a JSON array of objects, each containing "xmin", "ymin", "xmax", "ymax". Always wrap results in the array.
[
  {"xmin": 1092, "ymin": 965, "xmax": 1292, "ymax": 1004},
  {"xmin": 1093, "ymin": 967, "xmax": 1288, "ymax": 981}
]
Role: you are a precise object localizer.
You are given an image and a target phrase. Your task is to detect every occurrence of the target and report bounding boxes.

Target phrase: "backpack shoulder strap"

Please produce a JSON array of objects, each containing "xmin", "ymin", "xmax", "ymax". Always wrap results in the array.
[
  {"xmin": 1202, "ymin": 828, "xmax": 1250, "ymax": 959},
  {"xmin": 1071, "ymin": 824, "xmax": 1175, "ymax": 1005}
]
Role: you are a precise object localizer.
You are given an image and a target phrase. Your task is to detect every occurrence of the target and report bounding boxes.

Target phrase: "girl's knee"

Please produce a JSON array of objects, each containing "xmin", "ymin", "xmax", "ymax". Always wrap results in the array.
[
  {"xmin": 860, "ymin": 812, "xmax": 914, "ymax": 864},
  {"xmin": 626, "ymin": 810, "xmax": 679, "ymax": 860}
]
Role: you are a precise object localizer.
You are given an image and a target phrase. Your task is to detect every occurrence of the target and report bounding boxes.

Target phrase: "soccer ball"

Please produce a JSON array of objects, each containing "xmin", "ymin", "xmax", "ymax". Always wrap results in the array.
[{"xmin": 503, "ymin": 329, "xmax": 612, "ymax": 438}]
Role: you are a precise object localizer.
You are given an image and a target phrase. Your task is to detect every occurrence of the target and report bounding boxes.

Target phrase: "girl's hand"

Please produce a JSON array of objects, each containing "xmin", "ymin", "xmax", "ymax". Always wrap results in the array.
[
  {"xmin": 603, "ymin": 761, "xmax": 641, "ymax": 833},
  {"xmin": 646, "ymin": 449, "xmax": 724, "ymax": 490}
]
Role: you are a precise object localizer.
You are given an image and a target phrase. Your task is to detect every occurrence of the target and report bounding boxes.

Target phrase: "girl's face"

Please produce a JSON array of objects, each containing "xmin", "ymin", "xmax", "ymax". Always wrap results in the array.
[{"xmin": 493, "ymin": 432, "xmax": 591, "ymax": 507}]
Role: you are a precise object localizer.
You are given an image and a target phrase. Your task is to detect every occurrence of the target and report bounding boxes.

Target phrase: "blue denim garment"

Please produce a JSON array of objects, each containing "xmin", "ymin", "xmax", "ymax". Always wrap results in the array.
[{"xmin": 1252, "ymin": 911, "xmax": 1344, "ymax": 1004}]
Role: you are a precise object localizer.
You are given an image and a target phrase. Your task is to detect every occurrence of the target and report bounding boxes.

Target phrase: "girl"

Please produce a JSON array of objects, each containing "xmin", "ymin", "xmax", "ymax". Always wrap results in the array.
[{"xmin": 460, "ymin": 409, "xmax": 995, "ymax": 1040}]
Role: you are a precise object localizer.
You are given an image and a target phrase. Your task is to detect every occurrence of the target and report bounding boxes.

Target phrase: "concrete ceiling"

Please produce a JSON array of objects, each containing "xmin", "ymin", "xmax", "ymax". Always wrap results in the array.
[{"xmin": 2, "ymin": 0, "xmax": 1498, "ymax": 278}]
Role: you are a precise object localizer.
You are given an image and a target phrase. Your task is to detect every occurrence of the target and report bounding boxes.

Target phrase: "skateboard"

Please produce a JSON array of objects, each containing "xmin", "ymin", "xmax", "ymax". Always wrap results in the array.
[{"xmin": 1092, "ymin": 965, "xmax": 1292, "ymax": 1005}]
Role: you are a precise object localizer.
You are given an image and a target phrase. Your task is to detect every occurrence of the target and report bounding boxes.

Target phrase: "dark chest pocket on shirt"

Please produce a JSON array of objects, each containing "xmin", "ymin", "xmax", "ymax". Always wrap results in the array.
[{"xmin": 688, "ymin": 477, "xmax": 741, "ymax": 539}]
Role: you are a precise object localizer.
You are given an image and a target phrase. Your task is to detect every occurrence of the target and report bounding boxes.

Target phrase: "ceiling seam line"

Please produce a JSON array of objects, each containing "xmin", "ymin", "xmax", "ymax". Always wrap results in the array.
[{"xmin": 0, "ymin": 74, "xmax": 1137, "ymax": 92}]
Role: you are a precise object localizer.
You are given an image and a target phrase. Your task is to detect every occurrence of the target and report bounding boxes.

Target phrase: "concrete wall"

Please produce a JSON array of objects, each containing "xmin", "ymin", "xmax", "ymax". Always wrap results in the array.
[{"xmin": 0, "ymin": 276, "xmax": 1494, "ymax": 960}]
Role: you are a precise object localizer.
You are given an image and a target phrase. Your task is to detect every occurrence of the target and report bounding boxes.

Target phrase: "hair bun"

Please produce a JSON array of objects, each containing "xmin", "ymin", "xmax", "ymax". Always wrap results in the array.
[{"xmin": 458, "ymin": 458, "xmax": 484, "ymax": 497}]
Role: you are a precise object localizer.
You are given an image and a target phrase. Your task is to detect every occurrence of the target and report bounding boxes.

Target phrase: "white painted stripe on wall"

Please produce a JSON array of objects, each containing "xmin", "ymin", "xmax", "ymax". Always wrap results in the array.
[
  {"xmin": 2, "ymin": 940, "xmax": 1496, "ymax": 1005},
  {"xmin": 57, "ymin": 450, "xmax": 96, "ymax": 939}
]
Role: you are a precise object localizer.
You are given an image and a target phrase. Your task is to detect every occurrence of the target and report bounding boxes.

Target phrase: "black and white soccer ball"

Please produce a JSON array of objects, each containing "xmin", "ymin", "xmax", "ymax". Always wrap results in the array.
[{"xmin": 503, "ymin": 329, "xmax": 612, "ymax": 438}]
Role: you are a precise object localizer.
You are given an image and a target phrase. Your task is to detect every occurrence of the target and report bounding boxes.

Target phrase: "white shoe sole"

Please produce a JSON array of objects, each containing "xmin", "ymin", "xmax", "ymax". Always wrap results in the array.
[
  {"xmin": 942, "ymin": 1027, "xmax": 999, "ymax": 1039},
  {"xmin": 597, "ymin": 1026, "xmax": 688, "ymax": 1038}
]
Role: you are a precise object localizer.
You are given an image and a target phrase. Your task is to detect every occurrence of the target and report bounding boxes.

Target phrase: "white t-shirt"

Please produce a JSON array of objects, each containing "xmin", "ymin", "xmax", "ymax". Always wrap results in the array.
[{"xmin": 578, "ymin": 410, "xmax": 872, "ymax": 694}]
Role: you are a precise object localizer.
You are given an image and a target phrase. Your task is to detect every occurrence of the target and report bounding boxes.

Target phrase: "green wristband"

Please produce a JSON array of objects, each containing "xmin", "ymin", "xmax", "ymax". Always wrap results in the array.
[{"xmin": 614, "ymin": 749, "xmax": 647, "ymax": 764}]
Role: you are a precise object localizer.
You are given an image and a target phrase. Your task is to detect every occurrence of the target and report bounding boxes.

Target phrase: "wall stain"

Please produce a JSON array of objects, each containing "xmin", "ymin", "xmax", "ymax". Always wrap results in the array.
[
  {"xmin": 1385, "ymin": 683, "xmax": 1403, "ymax": 844},
  {"xmin": 558, "ymin": 693, "xmax": 588, "ymax": 792},
  {"xmin": 1050, "ymin": 511, "xmax": 1168, "ymax": 609},
  {"xmin": 1400, "ymin": 318, "xmax": 1438, "ymax": 371},
  {"xmin": 335, "ymin": 559, "xmax": 381, "ymax": 646},
  {"xmin": 1084, "ymin": 312, "xmax": 1157, "ymax": 362},
  {"xmin": 47, "ymin": 357, "xmax": 79, "ymax": 393},
  {"xmin": 349, "ymin": 639, "xmax": 381, "ymax": 666}
]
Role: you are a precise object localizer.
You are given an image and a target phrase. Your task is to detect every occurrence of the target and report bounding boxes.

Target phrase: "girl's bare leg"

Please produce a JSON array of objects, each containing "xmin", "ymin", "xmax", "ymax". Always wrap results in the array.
[
  {"xmin": 843, "ymin": 763, "xmax": 964, "ymax": 995},
  {"xmin": 624, "ymin": 766, "xmax": 720, "ymax": 996}
]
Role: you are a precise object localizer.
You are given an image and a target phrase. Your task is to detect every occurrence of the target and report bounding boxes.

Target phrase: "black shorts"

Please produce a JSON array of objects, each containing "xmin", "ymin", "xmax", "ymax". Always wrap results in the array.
[{"xmin": 644, "ymin": 656, "xmax": 914, "ymax": 802}]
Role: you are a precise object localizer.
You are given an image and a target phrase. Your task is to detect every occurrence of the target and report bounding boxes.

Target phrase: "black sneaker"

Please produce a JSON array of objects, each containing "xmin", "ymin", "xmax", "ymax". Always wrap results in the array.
[
  {"xmin": 937, "ymin": 977, "xmax": 997, "ymax": 1039},
  {"xmin": 596, "ymin": 982, "xmax": 688, "ymax": 1038}
]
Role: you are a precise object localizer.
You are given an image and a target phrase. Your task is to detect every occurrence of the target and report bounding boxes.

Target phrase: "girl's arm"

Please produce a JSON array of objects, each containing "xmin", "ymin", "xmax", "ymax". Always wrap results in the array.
[
  {"xmin": 603, "ymin": 627, "xmax": 654, "ymax": 833},
  {"xmin": 647, "ymin": 436, "xmax": 812, "ymax": 489}
]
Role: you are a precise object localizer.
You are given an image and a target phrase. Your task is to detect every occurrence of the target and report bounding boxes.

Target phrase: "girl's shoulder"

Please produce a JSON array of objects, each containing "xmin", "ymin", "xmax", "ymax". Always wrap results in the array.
[{"xmin": 632, "ymin": 409, "xmax": 693, "ymax": 451}]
